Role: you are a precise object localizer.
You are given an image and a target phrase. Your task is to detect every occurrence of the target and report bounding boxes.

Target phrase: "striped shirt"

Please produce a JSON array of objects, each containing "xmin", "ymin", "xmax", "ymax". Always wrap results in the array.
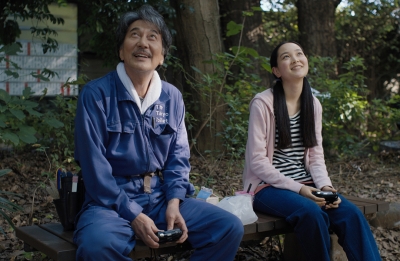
[{"xmin": 272, "ymin": 112, "xmax": 312, "ymax": 182}]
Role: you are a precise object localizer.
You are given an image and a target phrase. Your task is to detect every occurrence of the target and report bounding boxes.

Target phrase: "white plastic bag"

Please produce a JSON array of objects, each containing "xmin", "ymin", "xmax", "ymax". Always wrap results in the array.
[{"xmin": 216, "ymin": 194, "xmax": 258, "ymax": 225}]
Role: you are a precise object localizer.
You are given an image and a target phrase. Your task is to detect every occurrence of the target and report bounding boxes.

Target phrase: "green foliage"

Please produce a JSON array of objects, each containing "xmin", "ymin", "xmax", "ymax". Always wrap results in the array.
[
  {"xmin": 1, "ymin": 42, "xmax": 23, "ymax": 81},
  {"xmin": 262, "ymin": 0, "xmax": 299, "ymax": 46},
  {"xmin": 0, "ymin": 0, "xmax": 66, "ymax": 49},
  {"xmin": 308, "ymin": 56, "xmax": 400, "ymax": 156},
  {"xmin": 226, "ymin": 21, "xmax": 243, "ymax": 37},
  {"xmin": 258, "ymin": 0, "xmax": 400, "ymax": 157},
  {"xmin": 0, "ymin": 87, "xmax": 59, "ymax": 146},
  {"xmin": 23, "ymin": 252, "xmax": 33, "ymax": 260},
  {"xmin": 367, "ymin": 97, "xmax": 400, "ymax": 151},
  {"xmin": 76, "ymin": 0, "xmax": 175, "ymax": 67},
  {"xmin": 335, "ymin": 0, "xmax": 400, "ymax": 98},
  {"xmin": 0, "ymin": 41, "xmax": 65, "ymax": 147},
  {"xmin": 0, "ymin": 0, "xmax": 85, "ymax": 167},
  {"xmin": 0, "ymin": 0, "xmax": 398, "ymax": 165},
  {"xmin": 0, "ymin": 169, "xmax": 23, "ymax": 234},
  {"xmin": 214, "ymin": 50, "xmax": 266, "ymax": 160},
  {"xmin": 27, "ymin": 75, "xmax": 89, "ymax": 168},
  {"xmin": 32, "ymin": 93, "xmax": 78, "ymax": 165},
  {"xmin": 181, "ymin": 44, "xmax": 267, "ymax": 160},
  {"xmin": 387, "ymin": 95, "xmax": 400, "ymax": 126},
  {"xmin": 309, "ymin": 56, "xmax": 368, "ymax": 155}
]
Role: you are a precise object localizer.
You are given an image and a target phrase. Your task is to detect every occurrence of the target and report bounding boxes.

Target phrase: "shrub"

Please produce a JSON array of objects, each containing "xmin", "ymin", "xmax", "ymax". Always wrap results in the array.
[
  {"xmin": 308, "ymin": 56, "xmax": 400, "ymax": 157},
  {"xmin": 0, "ymin": 169, "xmax": 23, "ymax": 234}
]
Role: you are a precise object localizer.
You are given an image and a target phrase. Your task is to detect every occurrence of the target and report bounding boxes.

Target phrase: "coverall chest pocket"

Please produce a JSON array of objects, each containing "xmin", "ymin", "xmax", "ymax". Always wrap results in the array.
[
  {"xmin": 149, "ymin": 123, "xmax": 176, "ymax": 153},
  {"xmin": 107, "ymin": 121, "xmax": 137, "ymax": 134},
  {"xmin": 106, "ymin": 121, "xmax": 139, "ymax": 158},
  {"xmin": 151, "ymin": 123, "xmax": 176, "ymax": 136}
]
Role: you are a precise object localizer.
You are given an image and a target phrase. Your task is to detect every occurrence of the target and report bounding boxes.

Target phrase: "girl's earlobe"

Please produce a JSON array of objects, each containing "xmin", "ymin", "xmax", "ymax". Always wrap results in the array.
[{"xmin": 272, "ymin": 67, "xmax": 281, "ymax": 78}]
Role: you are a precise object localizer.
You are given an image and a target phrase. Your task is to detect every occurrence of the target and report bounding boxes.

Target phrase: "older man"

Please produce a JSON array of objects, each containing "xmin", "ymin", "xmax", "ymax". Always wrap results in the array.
[{"xmin": 73, "ymin": 5, "xmax": 243, "ymax": 261}]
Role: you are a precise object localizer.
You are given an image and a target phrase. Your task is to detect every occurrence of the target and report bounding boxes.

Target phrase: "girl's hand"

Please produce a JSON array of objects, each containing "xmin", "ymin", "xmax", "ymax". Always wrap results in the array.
[
  {"xmin": 299, "ymin": 185, "xmax": 325, "ymax": 207},
  {"xmin": 320, "ymin": 186, "xmax": 341, "ymax": 209},
  {"xmin": 325, "ymin": 196, "xmax": 341, "ymax": 209},
  {"xmin": 321, "ymin": 186, "xmax": 336, "ymax": 192}
]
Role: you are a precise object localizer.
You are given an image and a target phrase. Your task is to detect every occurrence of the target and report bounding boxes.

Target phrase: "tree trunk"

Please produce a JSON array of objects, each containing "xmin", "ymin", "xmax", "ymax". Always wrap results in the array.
[
  {"xmin": 296, "ymin": 0, "xmax": 341, "ymax": 57},
  {"xmin": 170, "ymin": 0, "xmax": 225, "ymax": 154},
  {"xmin": 219, "ymin": 0, "xmax": 272, "ymax": 88}
]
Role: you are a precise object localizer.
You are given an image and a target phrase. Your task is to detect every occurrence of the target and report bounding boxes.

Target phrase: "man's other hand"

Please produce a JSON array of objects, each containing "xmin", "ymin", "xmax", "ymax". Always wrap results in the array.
[
  {"xmin": 166, "ymin": 198, "xmax": 188, "ymax": 244},
  {"xmin": 131, "ymin": 213, "xmax": 160, "ymax": 248}
]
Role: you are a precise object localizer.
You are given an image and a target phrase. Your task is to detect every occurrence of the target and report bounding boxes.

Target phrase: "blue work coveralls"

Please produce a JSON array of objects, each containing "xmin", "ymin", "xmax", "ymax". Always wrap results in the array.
[{"xmin": 73, "ymin": 71, "xmax": 243, "ymax": 261}]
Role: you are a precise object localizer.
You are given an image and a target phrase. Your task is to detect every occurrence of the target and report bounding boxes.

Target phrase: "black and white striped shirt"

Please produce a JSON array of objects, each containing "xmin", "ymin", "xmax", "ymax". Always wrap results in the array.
[{"xmin": 272, "ymin": 111, "xmax": 312, "ymax": 182}]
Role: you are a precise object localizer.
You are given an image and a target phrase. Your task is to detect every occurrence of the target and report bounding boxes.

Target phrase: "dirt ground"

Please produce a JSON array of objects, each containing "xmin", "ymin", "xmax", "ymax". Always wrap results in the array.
[{"xmin": 0, "ymin": 149, "xmax": 399, "ymax": 261}]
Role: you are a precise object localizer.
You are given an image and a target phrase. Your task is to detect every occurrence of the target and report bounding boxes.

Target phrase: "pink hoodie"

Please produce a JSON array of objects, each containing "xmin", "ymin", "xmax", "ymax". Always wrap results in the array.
[{"xmin": 243, "ymin": 88, "xmax": 332, "ymax": 194}]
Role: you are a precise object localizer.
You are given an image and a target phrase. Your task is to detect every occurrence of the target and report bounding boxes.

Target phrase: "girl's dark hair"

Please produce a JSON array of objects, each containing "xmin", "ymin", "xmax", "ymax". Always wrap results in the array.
[
  {"xmin": 270, "ymin": 41, "xmax": 317, "ymax": 149},
  {"xmin": 115, "ymin": 5, "xmax": 172, "ymax": 62}
]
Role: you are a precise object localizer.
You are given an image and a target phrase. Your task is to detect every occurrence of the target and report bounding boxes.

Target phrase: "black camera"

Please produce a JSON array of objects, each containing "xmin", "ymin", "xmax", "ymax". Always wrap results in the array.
[
  {"xmin": 312, "ymin": 191, "xmax": 338, "ymax": 204},
  {"xmin": 156, "ymin": 229, "xmax": 183, "ymax": 243}
]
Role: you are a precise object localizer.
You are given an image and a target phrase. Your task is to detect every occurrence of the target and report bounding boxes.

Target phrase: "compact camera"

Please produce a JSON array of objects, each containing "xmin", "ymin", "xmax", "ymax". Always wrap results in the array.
[
  {"xmin": 156, "ymin": 229, "xmax": 183, "ymax": 243},
  {"xmin": 312, "ymin": 191, "xmax": 338, "ymax": 204}
]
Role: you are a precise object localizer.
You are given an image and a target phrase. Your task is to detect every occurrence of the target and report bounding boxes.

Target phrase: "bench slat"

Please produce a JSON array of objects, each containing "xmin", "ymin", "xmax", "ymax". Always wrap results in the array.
[
  {"xmin": 255, "ymin": 212, "xmax": 290, "ymax": 232},
  {"xmin": 344, "ymin": 195, "xmax": 389, "ymax": 213},
  {"xmin": 39, "ymin": 223, "xmax": 74, "ymax": 244},
  {"xmin": 15, "ymin": 226, "xmax": 76, "ymax": 261},
  {"xmin": 347, "ymin": 199, "xmax": 377, "ymax": 214},
  {"xmin": 243, "ymin": 221, "xmax": 257, "ymax": 234}
]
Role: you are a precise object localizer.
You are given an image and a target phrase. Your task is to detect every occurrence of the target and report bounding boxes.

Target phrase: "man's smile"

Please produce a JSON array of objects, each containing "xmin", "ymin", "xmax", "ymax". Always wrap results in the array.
[{"xmin": 133, "ymin": 51, "xmax": 152, "ymax": 58}]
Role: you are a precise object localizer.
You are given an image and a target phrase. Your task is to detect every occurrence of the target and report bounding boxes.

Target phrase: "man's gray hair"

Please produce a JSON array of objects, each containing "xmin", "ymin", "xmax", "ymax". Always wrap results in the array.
[{"xmin": 116, "ymin": 5, "xmax": 172, "ymax": 61}]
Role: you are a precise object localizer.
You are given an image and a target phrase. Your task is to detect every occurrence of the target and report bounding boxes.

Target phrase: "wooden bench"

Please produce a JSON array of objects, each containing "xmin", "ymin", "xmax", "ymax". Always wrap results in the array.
[{"xmin": 15, "ymin": 195, "xmax": 389, "ymax": 261}]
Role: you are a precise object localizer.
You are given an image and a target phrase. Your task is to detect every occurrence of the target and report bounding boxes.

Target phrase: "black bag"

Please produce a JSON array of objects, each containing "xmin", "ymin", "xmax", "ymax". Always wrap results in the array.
[{"xmin": 53, "ymin": 170, "xmax": 85, "ymax": 231}]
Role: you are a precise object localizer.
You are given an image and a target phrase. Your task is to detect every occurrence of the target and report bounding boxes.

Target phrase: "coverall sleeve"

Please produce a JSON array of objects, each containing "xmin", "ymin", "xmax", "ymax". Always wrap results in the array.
[
  {"xmin": 74, "ymin": 86, "xmax": 143, "ymax": 222},
  {"xmin": 160, "ymin": 96, "xmax": 193, "ymax": 202}
]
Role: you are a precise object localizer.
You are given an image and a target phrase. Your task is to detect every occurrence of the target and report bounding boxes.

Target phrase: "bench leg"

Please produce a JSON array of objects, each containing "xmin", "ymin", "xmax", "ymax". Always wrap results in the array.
[
  {"xmin": 23, "ymin": 242, "xmax": 37, "ymax": 252},
  {"xmin": 283, "ymin": 233, "xmax": 348, "ymax": 261},
  {"xmin": 283, "ymin": 233, "xmax": 307, "ymax": 261}
]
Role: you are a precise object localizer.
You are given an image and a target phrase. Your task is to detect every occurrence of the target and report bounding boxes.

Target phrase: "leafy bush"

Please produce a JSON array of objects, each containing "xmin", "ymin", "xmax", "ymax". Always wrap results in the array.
[
  {"xmin": 0, "ymin": 169, "xmax": 23, "ymax": 234},
  {"xmin": 181, "ymin": 46, "xmax": 399, "ymax": 160},
  {"xmin": 0, "ymin": 34, "xmax": 86, "ymax": 167},
  {"xmin": 0, "ymin": 87, "xmax": 65, "ymax": 147},
  {"xmin": 1, "ymin": 0, "xmax": 65, "ymax": 46},
  {"xmin": 0, "ymin": 42, "xmax": 65, "ymax": 148},
  {"xmin": 32, "ymin": 94, "xmax": 78, "ymax": 165},
  {"xmin": 181, "ymin": 46, "xmax": 267, "ymax": 160},
  {"xmin": 178, "ymin": 17, "xmax": 269, "ymax": 160},
  {"xmin": 25, "ymin": 75, "xmax": 89, "ymax": 168},
  {"xmin": 213, "ymin": 50, "xmax": 266, "ymax": 160},
  {"xmin": 308, "ymin": 56, "xmax": 400, "ymax": 156}
]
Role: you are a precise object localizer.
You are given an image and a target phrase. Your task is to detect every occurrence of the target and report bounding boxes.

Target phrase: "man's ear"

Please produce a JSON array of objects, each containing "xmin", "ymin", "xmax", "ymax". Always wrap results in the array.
[
  {"xmin": 119, "ymin": 48, "xmax": 124, "ymax": 62},
  {"xmin": 272, "ymin": 67, "xmax": 281, "ymax": 78}
]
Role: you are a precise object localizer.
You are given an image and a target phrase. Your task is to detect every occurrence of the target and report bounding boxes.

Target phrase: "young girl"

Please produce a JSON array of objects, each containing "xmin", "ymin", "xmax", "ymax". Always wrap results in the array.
[{"xmin": 243, "ymin": 41, "xmax": 381, "ymax": 260}]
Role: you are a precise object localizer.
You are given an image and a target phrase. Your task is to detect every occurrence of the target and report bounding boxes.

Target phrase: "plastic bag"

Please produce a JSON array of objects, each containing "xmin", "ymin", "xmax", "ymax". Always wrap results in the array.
[{"xmin": 216, "ymin": 194, "xmax": 258, "ymax": 225}]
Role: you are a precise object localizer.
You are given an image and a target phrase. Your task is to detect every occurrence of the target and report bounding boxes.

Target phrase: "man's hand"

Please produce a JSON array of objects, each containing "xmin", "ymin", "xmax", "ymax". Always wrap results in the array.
[
  {"xmin": 299, "ymin": 185, "xmax": 326, "ymax": 207},
  {"xmin": 165, "ymin": 198, "xmax": 188, "ymax": 244},
  {"xmin": 321, "ymin": 186, "xmax": 341, "ymax": 209},
  {"xmin": 131, "ymin": 213, "xmax": 160, "ymax": 248}
]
